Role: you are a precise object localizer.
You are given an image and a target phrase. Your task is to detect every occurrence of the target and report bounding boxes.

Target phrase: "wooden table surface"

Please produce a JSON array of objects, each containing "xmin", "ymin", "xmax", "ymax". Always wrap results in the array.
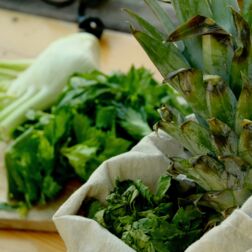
[{"xmin": 0, "ymin": 8, "xmax": 159, "ymax": 252}]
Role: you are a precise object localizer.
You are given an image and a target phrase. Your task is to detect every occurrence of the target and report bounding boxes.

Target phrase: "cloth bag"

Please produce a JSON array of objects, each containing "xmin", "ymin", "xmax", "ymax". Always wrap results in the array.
[{"xmin": 53, "ymin": 131, "xmax": 252, "ymax": 252}]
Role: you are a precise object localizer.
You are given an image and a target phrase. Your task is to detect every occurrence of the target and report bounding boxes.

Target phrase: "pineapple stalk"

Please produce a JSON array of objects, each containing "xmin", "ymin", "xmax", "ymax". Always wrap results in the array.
[
  {"xmin": 230, "ymin": 9, "xmax": 251, "ymax": 96},
  {"xmin": 208, "ymin": 118, "xmax": 238, "ymax": 156},
  {"xmin": 235, "ymin": 76, "xmax": 252, "ymax": 133},
  {"xmin": 127, "ymin": 0, "xmax": 252, "ymax": 217},
  {"xmin": 239, "ymin": 119, "xmax": 252, "ymax": 165},
  {"xmin": 180, "ymin": 121, "xmax": 216, "ymax": 155},
  {"xmin": 205, "ymin": 75, "xmax": 237, "ymax": 129},
  {"xmin": 165, "ymin": 68, "xmax": 209, "ymax": 118}
]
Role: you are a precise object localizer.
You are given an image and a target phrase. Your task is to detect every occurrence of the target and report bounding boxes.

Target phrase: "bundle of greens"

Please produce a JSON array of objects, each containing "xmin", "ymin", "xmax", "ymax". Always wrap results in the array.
[
  {"xmin": 5, "ymin": 67, "xmax": 191, "ymax": 209},
  {"xmin": 83, "ymin": 175, "xmax": 219, "ymax": 252}
]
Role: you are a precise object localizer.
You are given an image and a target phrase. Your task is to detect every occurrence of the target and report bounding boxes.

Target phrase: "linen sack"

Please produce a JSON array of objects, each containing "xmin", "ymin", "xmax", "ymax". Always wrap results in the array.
[{"xmin": 53, "ymin": 131, "xmax": 252, "ymax": 252}]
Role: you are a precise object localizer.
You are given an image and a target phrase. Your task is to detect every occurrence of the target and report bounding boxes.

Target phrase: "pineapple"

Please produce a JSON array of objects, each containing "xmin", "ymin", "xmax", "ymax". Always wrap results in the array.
[{"xmin": 126, "ymin": 0, "xmax": 252, "ymax": 216}]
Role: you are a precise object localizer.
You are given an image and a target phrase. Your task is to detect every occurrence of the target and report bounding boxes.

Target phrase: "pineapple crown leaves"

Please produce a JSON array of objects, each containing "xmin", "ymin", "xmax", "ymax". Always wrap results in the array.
[{"xmin": 127, "ymin": 0, "xmax": 252, "ymax": 213}]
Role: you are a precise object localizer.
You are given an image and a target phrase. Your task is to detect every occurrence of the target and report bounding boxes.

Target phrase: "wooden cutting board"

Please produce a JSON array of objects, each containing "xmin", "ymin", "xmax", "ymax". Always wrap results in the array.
[{"xmin": 0, "ymin": 8, "xmax": 160, "ymax": 232}]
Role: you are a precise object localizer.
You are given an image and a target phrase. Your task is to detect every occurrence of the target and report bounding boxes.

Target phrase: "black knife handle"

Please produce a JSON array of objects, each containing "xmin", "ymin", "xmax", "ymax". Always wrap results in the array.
[{"xmin": 78, "ymin": 0, "xmax": 105, "ymax": 39}]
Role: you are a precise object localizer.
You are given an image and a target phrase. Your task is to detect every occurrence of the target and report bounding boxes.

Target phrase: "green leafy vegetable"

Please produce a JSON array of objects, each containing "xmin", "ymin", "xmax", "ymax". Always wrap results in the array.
[
  {"xmin": 84, "ymin": 175, "xmax": 219, "ymax": 252},
  {"xmin": 5, "ymin": 67, "xmax": 191, "ymax": 209}
]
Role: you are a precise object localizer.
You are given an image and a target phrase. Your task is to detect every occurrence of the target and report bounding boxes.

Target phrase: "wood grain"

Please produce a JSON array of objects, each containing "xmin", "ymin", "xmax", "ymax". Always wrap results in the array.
[{"xmin": 0, "ymin": 230, "xmax": 65, "ymax": 252}]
